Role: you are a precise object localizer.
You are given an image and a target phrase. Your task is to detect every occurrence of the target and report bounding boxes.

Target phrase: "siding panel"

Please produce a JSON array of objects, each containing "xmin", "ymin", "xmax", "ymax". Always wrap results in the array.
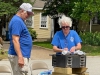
[{"xmin": 33, "ymin": 10, "xmax": 52, "ymax": 39}]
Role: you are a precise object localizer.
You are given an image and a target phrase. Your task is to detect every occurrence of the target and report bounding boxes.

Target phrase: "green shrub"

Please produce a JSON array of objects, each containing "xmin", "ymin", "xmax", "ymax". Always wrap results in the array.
[
  {"xmin": 28, "ymin": 28, "xmax": 37, "ymax": 40},
  {"xmin": 79, "ymin": 31, "xmax": 100, "ymax": 46}
]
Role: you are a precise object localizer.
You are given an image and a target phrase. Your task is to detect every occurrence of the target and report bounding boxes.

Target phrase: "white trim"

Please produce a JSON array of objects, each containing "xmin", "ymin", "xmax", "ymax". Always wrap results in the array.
[
  {"xmin": 32, "ymin": 16, "xmax": 34, "ymax": 28},
  {"xmin": 25, "ymin": 16, "xmax": 34, "ymax": 28},
  {"xmin": 33, "ymin": 7, "xmax": 43, "ymax": 10},
  {"xmin": 47, "ymin": 16, "xmax": 48, "ymax": 28},
  {"xmin": 51, "ymin": 19, "xmax": 54, "ymax": 38},
  {"xmin": 40, "ymin": 13, "xmax": 41, "ymax": 28}
]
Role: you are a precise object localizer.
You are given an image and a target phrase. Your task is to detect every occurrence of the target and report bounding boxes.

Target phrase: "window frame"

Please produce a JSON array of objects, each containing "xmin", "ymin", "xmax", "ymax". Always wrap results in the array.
[
  {"xmin": 25, "ymin": 16, "xmax": 34, "ymax": 28},
  {"xmin": 92, "ymin": 13, "xmax": 100, "ymax": 25},
  {"xmin": 40, "ymin": 13, "xmax": 48, "ymax": 28}
]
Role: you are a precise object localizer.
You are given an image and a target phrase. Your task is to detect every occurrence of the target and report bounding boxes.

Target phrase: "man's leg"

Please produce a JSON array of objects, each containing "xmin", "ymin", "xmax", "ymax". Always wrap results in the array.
[{"xmin": 8, "ymin": 55, "xmax": 30, "ymax": 75}]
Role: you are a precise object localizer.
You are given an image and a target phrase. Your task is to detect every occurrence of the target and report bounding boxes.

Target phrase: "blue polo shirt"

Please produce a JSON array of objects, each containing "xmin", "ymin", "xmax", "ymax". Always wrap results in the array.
[
  {"xmin": 51, "ymin": 30, "xmax": 82, "ymax": 54},
  {"xmin": 8, "ymin": 15, "xmax": 32, "ymax": 58}
]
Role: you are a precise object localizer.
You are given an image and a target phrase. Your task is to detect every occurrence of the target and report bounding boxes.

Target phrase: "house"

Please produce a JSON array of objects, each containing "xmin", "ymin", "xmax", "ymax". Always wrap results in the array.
[
  {"xmin": 78, "ymin": 19, "xmax": 100, "ymax": 33},
  {"xmin": 29, "ymin": 0, "xmax": 100, "ymax": 42},
  {"xmin": 26, "ymin": 0, "xmax": 66, "ymax": 42},
  {"xmin": 26, "ymin": 0, "xmax": 56, "ymax": 41},
  {"xmin": 0, "ymin": 0, "xmax": 55, "ymax": 41},
  {"xmin": 2, "ymin": 0, "xmax": 100, "ymax": 41}
]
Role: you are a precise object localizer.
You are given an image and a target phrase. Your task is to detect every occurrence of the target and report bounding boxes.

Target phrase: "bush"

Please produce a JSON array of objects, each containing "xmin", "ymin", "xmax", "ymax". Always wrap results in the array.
[
  {"xmin": 79, "ymin": 31, "xmax": 100, "ymax": 46},
  {"xmin": 28, "ymin": 28, "xmax": 37, "ymax": 40}
]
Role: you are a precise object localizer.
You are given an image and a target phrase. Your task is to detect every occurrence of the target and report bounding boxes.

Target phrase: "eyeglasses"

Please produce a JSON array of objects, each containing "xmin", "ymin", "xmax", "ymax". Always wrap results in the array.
[{"xmin": 61, "ymin": 26, "xmax": 70, "ymax": 29}]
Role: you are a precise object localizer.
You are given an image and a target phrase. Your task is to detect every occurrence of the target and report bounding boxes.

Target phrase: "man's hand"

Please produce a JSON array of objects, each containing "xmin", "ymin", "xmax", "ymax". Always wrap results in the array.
[{"xmin": 18, "ymin": 57, "xmax": 24, "ymax": 68}]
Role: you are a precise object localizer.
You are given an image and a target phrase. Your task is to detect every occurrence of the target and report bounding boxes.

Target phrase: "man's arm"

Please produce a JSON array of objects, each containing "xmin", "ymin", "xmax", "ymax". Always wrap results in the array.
[{"xmin": 12, "ymin": 35, "xmax": 24, "ymax": 68}]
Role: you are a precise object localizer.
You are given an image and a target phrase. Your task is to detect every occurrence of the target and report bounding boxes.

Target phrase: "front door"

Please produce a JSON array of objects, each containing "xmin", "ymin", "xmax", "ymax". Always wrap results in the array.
[{"xmin": 54, "ymin": 17, "xmax": 61, "ymax": 34}]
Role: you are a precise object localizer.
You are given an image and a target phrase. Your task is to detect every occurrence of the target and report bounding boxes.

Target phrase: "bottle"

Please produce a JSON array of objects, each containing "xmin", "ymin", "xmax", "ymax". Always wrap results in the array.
[
  {"xmin": 39, "ymin": 71, "xmax": 48, "ymax": 75},
  {"xmin": 39, "ymin": 70, "xmax": 52, "ymax": 75},
  {"xmin": 47, "ymin": 70, "xmax": 52, "ymax": 75}
]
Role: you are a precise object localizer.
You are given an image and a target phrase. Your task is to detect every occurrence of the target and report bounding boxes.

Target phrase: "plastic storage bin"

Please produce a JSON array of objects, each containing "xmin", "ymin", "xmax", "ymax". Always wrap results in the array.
[{"xmin": 51, "ymin": 54, "xmax": 86, "ymax": 68}]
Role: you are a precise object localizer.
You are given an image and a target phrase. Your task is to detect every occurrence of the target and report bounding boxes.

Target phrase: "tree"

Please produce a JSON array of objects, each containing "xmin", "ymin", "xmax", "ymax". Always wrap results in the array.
[
  {"xmin": 0, "ymin": 0, "xmax": 35, "ymax": 37},
  {"xmin": 43, "ymin": 0, "xmax": 100, "ymax": 20},
  {"xmin": 0, "ymin": 0, "xmax": 34, "ymax": 16},
  {"xmin": 43, "ymin": 0, "xmax": 100, "ymax": 32},
  {"xmin": 71, "ymin": 0, "xmax": 100, "ymax": 32}
]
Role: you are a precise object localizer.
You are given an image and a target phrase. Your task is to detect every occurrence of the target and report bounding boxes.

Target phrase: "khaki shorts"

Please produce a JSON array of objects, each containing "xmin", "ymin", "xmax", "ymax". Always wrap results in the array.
[{"xmin": 8, "ymin": 54, "xmax": 30, "ymax": 75}]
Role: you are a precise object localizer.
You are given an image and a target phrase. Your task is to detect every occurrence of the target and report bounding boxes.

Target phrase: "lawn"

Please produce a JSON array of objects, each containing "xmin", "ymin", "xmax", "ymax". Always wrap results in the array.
[
  {"xmin": 0, "ymin": 41, "xmax": 100, "ymax": 60},
  {"xmin": 33, "ymin": 41, "xmax": 100, "ymax": 56}
]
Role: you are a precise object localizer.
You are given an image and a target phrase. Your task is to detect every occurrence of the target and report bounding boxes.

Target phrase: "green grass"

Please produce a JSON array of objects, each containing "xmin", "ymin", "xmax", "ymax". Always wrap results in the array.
[
  {"xmin": 0, "ymin": 41, "xmax": 100, "ymax": 60},
  {"xmin": 33, "ymin": 41, "xmax": 53, "ymax": 49},
  {"xmin": 81, "ymin": 45, "xmax": 100, "ymax": 56},
  {"xmin": 33, "ymin": 41, "xmax": 100, "ymax": 56}
]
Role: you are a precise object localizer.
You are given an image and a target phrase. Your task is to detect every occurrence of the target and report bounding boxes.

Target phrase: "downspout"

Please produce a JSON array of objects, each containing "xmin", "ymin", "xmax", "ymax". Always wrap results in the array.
[
  {"xmin": 89, "ymin": 18, "xmax": 92, "ymax": 33},
  {"xmin": 50, "ymin": 18, "xmax": 54, "ymax": 41}
]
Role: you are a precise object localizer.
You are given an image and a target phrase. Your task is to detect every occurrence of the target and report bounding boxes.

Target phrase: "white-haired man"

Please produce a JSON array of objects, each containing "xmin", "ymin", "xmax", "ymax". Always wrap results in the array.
[
  {"xmin": 51, "ymin": 15, "xmax": 82, "ymax": 55},
  {"xmin": 8, "ymin": 3, "xmax": 33, "ymax": 75}
]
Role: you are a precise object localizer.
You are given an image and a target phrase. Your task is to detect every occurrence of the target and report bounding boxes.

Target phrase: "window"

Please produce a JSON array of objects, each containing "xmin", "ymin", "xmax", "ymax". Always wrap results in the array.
[
  {"xmin": 25, "ymin": 16, "xmax": 34, "ymax": 28},
  {"xmin": 92, "ymin": 13, "xmax": 100, "ymax": 25},
  {"xmin": 93, "ymin": 16, "xmax": 98, "ymax": 24},
  {"xmin": 40, "ymin": 13, "xmax": 48, "ymax": 28}
]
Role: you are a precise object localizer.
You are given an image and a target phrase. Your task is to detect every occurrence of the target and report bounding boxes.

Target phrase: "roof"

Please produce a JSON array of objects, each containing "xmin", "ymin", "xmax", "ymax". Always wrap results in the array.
[{"xmin": 32, "ymin": 0, "xmax": 46, "ymax": 9}]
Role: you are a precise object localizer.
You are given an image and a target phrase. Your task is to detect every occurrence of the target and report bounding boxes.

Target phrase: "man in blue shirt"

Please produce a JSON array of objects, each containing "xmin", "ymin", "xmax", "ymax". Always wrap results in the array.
[
  {"xmin": 8, "ymin": 3, "xmax": 34, "ymax": 75},
  {"xmin": 51, "ymin": 15, "xmax": 82, "ymax": 55}
]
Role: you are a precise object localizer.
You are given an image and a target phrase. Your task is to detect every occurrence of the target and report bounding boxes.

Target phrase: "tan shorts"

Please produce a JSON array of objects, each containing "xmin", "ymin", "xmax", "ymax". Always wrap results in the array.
[{"xmin": 8, "ymin": 54, "xmax": 30, "ymax": 75}]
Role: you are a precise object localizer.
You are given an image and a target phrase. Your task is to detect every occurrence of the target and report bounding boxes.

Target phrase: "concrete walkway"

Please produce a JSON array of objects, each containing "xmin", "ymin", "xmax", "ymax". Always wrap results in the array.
[{"xmin": 0, "ymin": 41, "xmax": 100, "ymax": 75}]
